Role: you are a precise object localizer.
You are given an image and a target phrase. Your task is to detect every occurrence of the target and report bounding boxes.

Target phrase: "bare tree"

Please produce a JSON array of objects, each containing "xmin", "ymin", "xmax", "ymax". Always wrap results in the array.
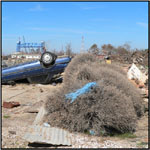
[
  {"xmin": 116, "ymin": 46, "xmax": 129, "ymax": 55},
  {"xmin": 123, "ymin": 42, "xmax": 131, "ymax": 51},
  {"xmin": 57, "ymin": 50, "xmax": 65, "ymax": 56},
  {"xmin": 88, "ymin": 44, "xmax": 99, "ymax": 55},
  {"xmin": 45, "ymin": 41, "xmax": 51, "ymax": 50},
  {"xmin": 65, "ymin": 43, "xmax": 72, "ymax": 56},
  {"xmin": 51, "ymin": 49, "xmax": 56, "ymax": 54},
  {"xmin": 101, "ymin": 44, "xmax": 115, "ymax": 55}
]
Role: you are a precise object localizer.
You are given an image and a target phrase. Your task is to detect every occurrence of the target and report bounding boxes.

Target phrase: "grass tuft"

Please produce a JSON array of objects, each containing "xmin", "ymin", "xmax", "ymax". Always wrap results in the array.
[
  {"xmin": 115, "ymin": 133, "xmax": 137, "ymax": 139},
  {"xmin": 3, "ymin": 115, "xmax": 10, "ymax": 119}
]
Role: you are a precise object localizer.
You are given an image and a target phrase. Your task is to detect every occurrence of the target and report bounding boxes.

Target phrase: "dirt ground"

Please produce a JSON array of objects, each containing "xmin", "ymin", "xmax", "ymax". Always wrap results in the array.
[{"xmin": 2, "ymin": 72, "xmax": 148, "ymax": 148}]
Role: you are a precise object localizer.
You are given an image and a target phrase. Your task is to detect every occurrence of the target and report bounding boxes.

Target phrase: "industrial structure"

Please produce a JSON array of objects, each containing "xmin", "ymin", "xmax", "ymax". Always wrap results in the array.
[
  {"xmin": 11, "ymin": 37, "xmax": 46, "ymax": 59},
  {"xmin": 16, "ymin": 37, "xmax": 46, "ymax": 54}
]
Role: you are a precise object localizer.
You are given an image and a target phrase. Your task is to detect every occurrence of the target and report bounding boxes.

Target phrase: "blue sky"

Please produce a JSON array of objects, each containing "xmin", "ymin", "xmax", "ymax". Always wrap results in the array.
[{"xmin": 2, "ymin": 2, "xmax": 148, "ymax": 54}]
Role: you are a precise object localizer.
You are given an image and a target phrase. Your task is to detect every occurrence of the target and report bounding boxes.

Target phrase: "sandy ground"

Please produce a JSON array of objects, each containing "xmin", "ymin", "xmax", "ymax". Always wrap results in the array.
[{"xmin": 2, "ymin": 80, "xmax": 148, "ymax": 148}]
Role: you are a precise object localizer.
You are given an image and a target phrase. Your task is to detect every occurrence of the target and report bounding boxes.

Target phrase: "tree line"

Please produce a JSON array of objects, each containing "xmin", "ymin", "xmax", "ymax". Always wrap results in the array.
[{"xmin": 2, "ymin": 42, "xmax": 147, "ymax": 59}]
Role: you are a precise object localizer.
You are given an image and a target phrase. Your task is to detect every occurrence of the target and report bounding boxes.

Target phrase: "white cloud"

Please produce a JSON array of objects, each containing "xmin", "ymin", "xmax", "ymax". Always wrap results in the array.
[
  {"xmin": 28, "ymin": 27, "xmax": 104, "ymax": 34},
  {"xmin": 28, "ymin": 27, "xmax": 115, "ymax": 36},
  {"xmin": 29, "ymin": 4, "xmax": 45, "ymax": 12},
  {"xmin": 29, "ymin": 27, "xmax": 83, "ymax": 34},
  {"xmin": 136, "ymin": 22, "xmax": 148, "ymax": 28}
]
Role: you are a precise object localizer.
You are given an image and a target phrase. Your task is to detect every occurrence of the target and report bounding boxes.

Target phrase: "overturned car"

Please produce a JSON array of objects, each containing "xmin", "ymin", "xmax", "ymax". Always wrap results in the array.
[{"xmin": 2, "ymin": 52, "xmax": 71, "ymax": 84}]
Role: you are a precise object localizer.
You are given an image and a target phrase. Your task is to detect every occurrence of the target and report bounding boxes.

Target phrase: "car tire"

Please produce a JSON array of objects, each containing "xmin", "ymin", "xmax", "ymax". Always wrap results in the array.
[{"xmin": 40, "ymin": 52, "xmax": 57, "ymax": 68}]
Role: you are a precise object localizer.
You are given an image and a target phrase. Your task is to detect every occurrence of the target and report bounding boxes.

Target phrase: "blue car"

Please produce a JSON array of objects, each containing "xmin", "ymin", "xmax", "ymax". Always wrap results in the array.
[{"xmin": 2, "ymin": 52, "xmax": 71, "ymax": 84}]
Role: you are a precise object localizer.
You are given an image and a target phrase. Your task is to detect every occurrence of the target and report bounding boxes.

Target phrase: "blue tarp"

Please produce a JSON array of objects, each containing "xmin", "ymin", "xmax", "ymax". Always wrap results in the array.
[{"xmin": 65, "ymin": 82, "xmax": 97, "ymax": 103}]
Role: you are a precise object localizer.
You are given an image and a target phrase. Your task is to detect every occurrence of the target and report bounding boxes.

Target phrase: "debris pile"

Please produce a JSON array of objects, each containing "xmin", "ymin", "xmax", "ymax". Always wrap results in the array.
[
  {"xmin": 44, "ymin": 53, "xmax": 144, "ymax": 136},
  {"xmin": 2, "ymin": 58, "xmax": 39, "ymax": 68},
  {"xmin": 131, "ymin": 50, "xmax": 148, "ymax": 66},
  {"xmin": 111, "ymin": 49, "xmax": 148, "ymax": 67}
]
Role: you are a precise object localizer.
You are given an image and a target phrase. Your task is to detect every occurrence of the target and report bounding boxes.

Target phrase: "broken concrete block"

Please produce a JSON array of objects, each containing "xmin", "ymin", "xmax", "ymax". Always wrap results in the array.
[
  {"xmin": 33, "ymin": 106, "xmax": 47, "ymax": 125},
  {"xmin": 3, "ymin": 101, "xmax": 20, "ymax": 109}
]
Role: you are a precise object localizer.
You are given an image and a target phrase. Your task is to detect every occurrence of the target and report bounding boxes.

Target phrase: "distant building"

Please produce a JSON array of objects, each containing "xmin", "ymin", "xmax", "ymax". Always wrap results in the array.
[
  {"xmin": 97, "ymin": 54, "xmax": 105, "ymax": 59},
  {"xmin": 11, "ymin": 52, "xmax": 41, "ymax": 59},
  {"xmin": 96, "ymin": 51, "xmax": 107, "ymax": 59}
]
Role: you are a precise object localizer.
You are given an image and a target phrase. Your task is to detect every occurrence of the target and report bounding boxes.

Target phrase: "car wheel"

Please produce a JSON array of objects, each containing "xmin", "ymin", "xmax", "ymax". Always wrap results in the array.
[{"xmin": 40, "ymin": 52, "xmax": 57, "ymax": 68}]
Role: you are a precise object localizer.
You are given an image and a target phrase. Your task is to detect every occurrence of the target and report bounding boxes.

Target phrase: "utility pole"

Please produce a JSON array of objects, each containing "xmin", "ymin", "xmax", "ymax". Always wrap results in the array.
[{"xmin": 23, "ymin": 36, "xmax": 27, "ymax": 53}]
